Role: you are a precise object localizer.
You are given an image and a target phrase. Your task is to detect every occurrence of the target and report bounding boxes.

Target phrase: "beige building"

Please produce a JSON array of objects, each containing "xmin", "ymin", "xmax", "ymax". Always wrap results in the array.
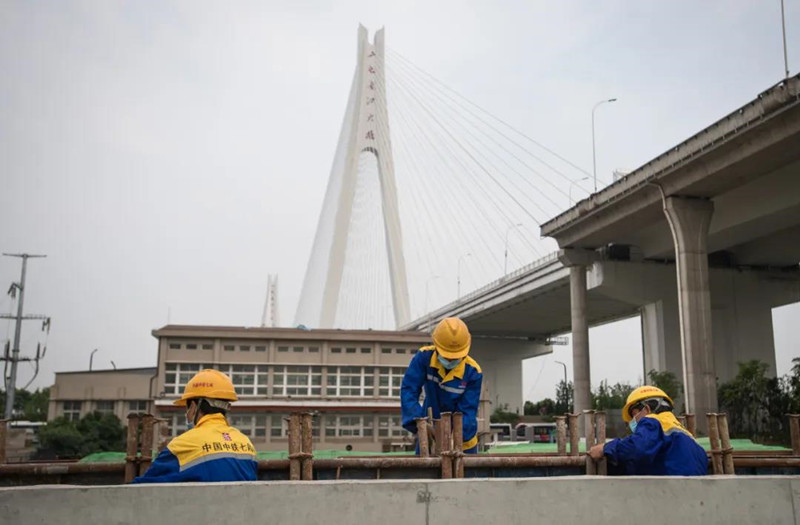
[
  {"xmin": 48, "ymin": 367, "xmax": 155, "ymax": 422},
  {"xmin": 151, "ymin": 325, "xmax": 436, "ymax": 452}
]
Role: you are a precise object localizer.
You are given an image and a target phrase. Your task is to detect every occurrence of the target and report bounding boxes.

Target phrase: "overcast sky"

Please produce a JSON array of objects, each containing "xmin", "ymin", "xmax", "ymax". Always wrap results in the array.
[{"xmin": 1, "ymin": 1, "xmax": 798, "ymax": 403}]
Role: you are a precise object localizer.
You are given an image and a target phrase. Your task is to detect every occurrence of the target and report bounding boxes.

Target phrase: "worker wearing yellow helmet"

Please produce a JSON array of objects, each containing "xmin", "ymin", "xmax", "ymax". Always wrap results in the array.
[
  {"xmin": 133, "ymin": 369, "xmax": 258, "ymax": 483},
  {"xmin": 588, "ymin": 385, "xmax": 707, "ymax": 475},
  {"xmin": 401, "ymin": 317, "xmax": 483, "ymax": 453}
]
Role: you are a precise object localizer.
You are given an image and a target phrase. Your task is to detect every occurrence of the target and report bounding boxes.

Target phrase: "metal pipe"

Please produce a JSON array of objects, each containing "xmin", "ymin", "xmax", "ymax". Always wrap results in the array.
[
  {"xmin": 717, "ymin": 413, "xmax": 735, "ymax": 475},
  {"xmin": 440, "ymin": 412, "xmax": 453, "ymax": 479},
  {"xmin": 313, "ymin": 457, "xmax": 442, "ymax": 469},
  {"xmin": 124, "ymin": 414, "xmax": 139, "ymax": 483},
  {"xmin": 463, "ymin": 456, "xmax": 586, "ymax": 468},
  {"xmin": 595, "ymin": 411, "xmax": 607, "ymax": 476},
  {"xmin": 555, "ymin": 416, "xmax": 567, "ymax": 455},
  {"xmin": 138, "ymin": 414, "xmax": 155, "ymax": 476},
  {"xmin": 567, "ymin": 413, "xmax": 579, "ymax": 456},
  {"xmin": 288, "ymin": 414, "xmax": 301, "ymax": 481},
  {"xmin": 789, "ymin": 415, "xmax": 800, "ymax": 456},
  {"xmin": 0, "ymin": 462, "xmax": 126, "ymax": 476},
  {"xmin": 432, "ymin": 418, "xmax": 442, "ymax": 456},
  {"xmin": 733, "ymin": 457, "xmax": 800, "ymax": 468},
  {"xmin": 685, "ymin": 414, "xmax": 697, "ymax": 437},
  {"xmin": 707, "ymin": 413, "xmax": 723, "ymax": 475},
  {"xmin": 416, "ymin": 418, "xmax": 429, "ymax": 458},
  {"xmin": 301, "ymin": 412, "xmax": 314, "ymax": 481},
  {"xmin": 583, "ymin": 410, "xmax": 596, "ymax": 475},
  {"xmin": 452, "ymin": 412, "xmax": 464, "ymax": 478}
]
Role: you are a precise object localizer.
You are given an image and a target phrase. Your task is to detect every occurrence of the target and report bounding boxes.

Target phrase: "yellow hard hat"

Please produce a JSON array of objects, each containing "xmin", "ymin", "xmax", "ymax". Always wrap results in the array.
[
  {"xmin": 432, "ymin": 317, "xmax": 471, "ymax": 360},
  {"xmin": 622, "ymin": 385, "xmax": 673, "ymax": 422},
  {"xmin": 173, "ymin": 369, "xmax": 238, "ymax": 407}
]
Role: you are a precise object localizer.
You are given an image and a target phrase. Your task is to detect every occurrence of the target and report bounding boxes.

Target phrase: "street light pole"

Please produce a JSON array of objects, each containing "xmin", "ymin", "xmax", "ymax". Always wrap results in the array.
[
  {"xmin": 781, "ymin": 0, "xmax": 790, "ymax": 78},
  {"xmin": 504, "ymin": 223, "xmax": 523, "ymax": 275},
  {"xmin": 457, "ymin": 253, "xmax": 472, "ymax": 300},
  {"xmin": 89, "ymin": 348, "xmax": 98, "ymax": 371},
  {"xmin": 592, "ymin": 98, "xmax": 617, "ymax": 192},
  {"xmin": 554, "ymin": 360, "xmax": 568, "ymax": 387}
]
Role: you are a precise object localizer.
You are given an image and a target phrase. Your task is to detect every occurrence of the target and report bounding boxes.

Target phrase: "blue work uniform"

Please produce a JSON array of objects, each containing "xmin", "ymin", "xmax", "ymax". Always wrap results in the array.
[
  {"xmin": 133, "ymin": 413, "xmax": 258, "ymax": 483},
  {"xmin": 401, "ymin": 347, "xmax": 483, "ymax": 453},
  {"xmin": 603, "ymin": 411, "xmax": 708, "ymax": 476}
]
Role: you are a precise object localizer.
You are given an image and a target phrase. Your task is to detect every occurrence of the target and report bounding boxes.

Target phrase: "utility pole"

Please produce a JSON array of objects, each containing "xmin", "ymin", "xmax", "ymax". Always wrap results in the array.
[{"xmin": 2, "ymin": 253, "xmax": 49, "ymax": 420}]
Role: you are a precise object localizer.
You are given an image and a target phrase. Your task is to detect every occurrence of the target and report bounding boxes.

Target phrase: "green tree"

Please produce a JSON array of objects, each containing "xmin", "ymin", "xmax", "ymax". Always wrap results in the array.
[
  {"xmin": 490, "ymin": 404, "xmax": 520, "ymax": 425},
  {"xmin": 786, "ymin": 358, "xmax": 800, "ymax": 414},
  {"xmin": 524, "ymin": 398, "xmax": 556, "ymax": 416},
  {"xmin": 37, "ymin": 411, "xmax": 125, "ymax": 458},
  {"xmin": 0, "ymin": 387, "xmax": 48, "ymax": 420},
  {"xmin": 592, "ymin": 380, "xmax": 635, "ymax": 410},
  {"xmin": 718, "ymin": 360, "xmax": 788, "ymax": 443},
  {"xmin": 647, "ymin": 369, "xmax": 683, "ymax": 403},
  {"xmin": 555, "ymin": 380, "xmax": 573, "ymax": 415}
]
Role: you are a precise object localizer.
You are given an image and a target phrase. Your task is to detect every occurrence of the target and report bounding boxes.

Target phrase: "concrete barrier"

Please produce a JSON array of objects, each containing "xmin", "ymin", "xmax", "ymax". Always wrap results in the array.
[{"xmin": 1, "ymin": 476, "xmax": 799, "ymax": 525}]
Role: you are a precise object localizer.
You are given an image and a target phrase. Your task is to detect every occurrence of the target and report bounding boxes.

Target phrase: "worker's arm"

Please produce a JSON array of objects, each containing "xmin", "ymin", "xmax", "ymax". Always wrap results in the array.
[
  {"xmin": 455, "ymin": 371, "xmax": 483, "ymax": 452},
  {"xmin": 131, "ymin": 447, "xmax": 202, "ymax": 484},
  {"xmin": 401, "ymin": 352, "xmax": 428, "ymax": 433},
  {"xmin": 602, "ymin": 417, "xmax": 663, "ymax": 466}
]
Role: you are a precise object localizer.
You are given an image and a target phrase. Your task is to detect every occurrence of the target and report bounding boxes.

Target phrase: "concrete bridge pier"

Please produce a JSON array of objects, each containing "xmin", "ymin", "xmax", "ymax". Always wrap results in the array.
[
  {"xmin": 558, "ymin": 249, "xmax": 598, "ymax": 430},
  {"xmin": 663, "ymin": 196, "xmax": 717, "ymax": 431}
]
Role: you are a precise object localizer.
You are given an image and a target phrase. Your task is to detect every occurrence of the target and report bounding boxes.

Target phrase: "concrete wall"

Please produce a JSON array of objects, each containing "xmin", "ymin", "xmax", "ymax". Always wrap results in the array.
[{"xmin": 3, "ymin": 477, "xmax": 800, "ymax": 525}]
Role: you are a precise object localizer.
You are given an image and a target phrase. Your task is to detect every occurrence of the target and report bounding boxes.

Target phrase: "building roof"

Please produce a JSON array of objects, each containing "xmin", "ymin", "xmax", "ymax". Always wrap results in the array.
[
  {"xmin": 54, "ymin": 367, "xmax": 157, "ymax": 376},
  {"xmin": 152, "ymin": 324, "xmax": 431, "ymax": 342}
]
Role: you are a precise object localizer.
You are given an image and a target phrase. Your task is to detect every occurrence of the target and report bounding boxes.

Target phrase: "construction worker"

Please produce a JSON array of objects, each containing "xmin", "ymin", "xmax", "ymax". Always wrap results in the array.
[
  {"xmin": 133, "ymin": 369, "xmax": 258, "ymax": 483},
  {"xmin": 401, "ymin": 317, "xmax": 483, "ymax": 454},
  {"xmin": 588, "ymin": 385, "xmax": 708, "ymax": 476}
]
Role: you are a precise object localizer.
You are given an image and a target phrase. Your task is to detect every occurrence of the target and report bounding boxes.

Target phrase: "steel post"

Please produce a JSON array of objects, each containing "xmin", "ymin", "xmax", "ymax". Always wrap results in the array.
[
  {"xmin": 416, "ymin": 418, "xmax": 429, "ymax": 458},
  {"xmin": 440, "ymin": 412, "xmax": 453, "ymax": 479},
  {"xmin": 789, "ymin": 415, "xmax": 800, "ymax": 456},
  {"xmin": 567, "ymin": 413, "xmax": 579, "ymax": 456},
  {"xmin": 555, "ymin": 416, "xmax": 567, "ymax": 455},
  {"xmin": 595, "ymin": 411, "xmax": 607, "ymax": 475},
  {"xmin": 583, "ymin": 410, "xmax": 596, "ymax": 475},
  {"xmin": 124, "ymin": 414, "xmax": 139, "ymax": 483},
  {"xmin": 452, "ymin": 412, "xmax": 464, "ymax": 478},
  {"xmin": 707, "ymin": 413, "xmax": 723, "ymax": 475},
  {"xmin": 301, "ymin": 412, "xmax": 314, "ymax": 480},
  {"xmin": 717, "ymin": 413, "xmax": 735, "ymax": 475},
  {"xmin": 288, "ymin": 414, "xmax": 302, "ymax": 481},
  {"xmin": 685, "ymin": 413, "xmax": 697, "ymax": 437},
  {"xmin": 138, "ymin": 414, "xmax": 155, "ymax": 476}
]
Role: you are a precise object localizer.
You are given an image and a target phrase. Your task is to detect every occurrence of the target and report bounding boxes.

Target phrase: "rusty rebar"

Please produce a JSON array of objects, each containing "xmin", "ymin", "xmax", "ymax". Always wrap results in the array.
[
  {"xmin": 717, "ymin": 413, "xmax": 735, "ymax": 475},
  {"xmin": 432, "ymin": 418, "xmax": 441, "ymax": 456},
  {"xmin": 567, "ymin": 413, "xmax": 579, "ymax": 456},
  {"xmin": 583, "ymin": 410, "xmax": 596, "ymax": 475},
  {"xmin": 789, "ymin": 415, "xmax": 800, "ymax": 456},
  {"xmin": 0, "ymin": 419, "xmax": 7, "ymax": 464},
  {"xmin": 440, "ymin": 412, "xmax": 453, "ymax": 479},
  {"xmin": 452, "ymin": 412, "xmax": 464, "ymax": 478},
  {"xmin": 301, "ymin": 412, "xmax": 314, "ymax": 481},
  {"xmin": 288, "ymin": 414, "xmax": 302, "ymax": 481},
  {"xmin": 685, "ymin": 413, "xmax": 697, "ymax": 437},
  {"xmin": 124, "ymin": 413, "xmax": 139, "ymax": 483},
  {"xmin": 595, "ymin": 411, "xmax": 607, "ymax": 476},
  {"xmin": 138, "ymin": 414, "xmax": 155, "ymax": 476},
  {"xmin": 555, "ymin": 416, "xmax": 567, "ymax": 455},
  {"xmin": 416, "ymin": 418, "xmax": 429, "ymax": 458},
  {"xmin": 707, "ymin": 413, "xmax": 723, "ymax": 475}
]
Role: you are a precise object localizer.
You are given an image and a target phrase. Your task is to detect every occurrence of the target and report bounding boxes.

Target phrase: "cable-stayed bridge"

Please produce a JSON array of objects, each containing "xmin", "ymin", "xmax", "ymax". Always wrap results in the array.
[{"xmin": 294, "ymin": 26, "xmax": 800, "ymax": 427}]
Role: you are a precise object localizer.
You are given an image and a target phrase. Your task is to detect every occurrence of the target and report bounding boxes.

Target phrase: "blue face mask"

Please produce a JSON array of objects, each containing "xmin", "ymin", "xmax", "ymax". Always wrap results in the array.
[
  {"xmin": 628, "ymin": 416, "xmax": 638, "ymax": 433},
  {"xmin": 437, "ymin": 354, "xmax": 461, "ymax": 370}
]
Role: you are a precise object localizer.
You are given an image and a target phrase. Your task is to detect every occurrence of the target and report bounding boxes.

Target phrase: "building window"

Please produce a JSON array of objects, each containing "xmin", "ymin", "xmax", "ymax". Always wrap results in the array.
[
  {"xmin": 95, "ymin": 400, "xmax": 115, "ymax": 415},
  {"xmin": 308, "ymin": 346, "xmax": 319, "ymax": 353},
  {"xmin": 378, "ymin": 416, "xmax": 407, "ymax": 438},
  {"xmin": 270, "ymin": 414, "xmax": 288, "ymax": 437},
  {"xmin": 255, "ymin": 345, "xmax": 267, "ymax": 352},
  {"xmin": 164, "ymin": 362, "xmax": 215, "ymax": 395},
  {"xmin": 168, "ymin": 414, "xmax": 188, "ymax": 437},
  {"xmin": 239, "ymin": 345, "xmax": 251, "ymax": 352},
  {"xmin": 381, "ymin": 348, "xmax": 391, "ymax": 354},
  {"xmin": 325, "ymin": 414, "xmax": 373, "ymax": 437},
  {"xmin": 202, "ymin": 343, "xmax": 213, "ymax": 350},
  {"xmin": 128, "ymin": 400, "xmax": 149, "ymax": 413},
  {"xmin": 223, "ymin": 345, "xmax": 235, "ymax": 352},
  {"xmin": 360, "ymin": 347, "xmax": 371, "ymax": 354},
  {"xmin": 186, "ymin": 344, "xmax": 198, "ymax": 350},
  {"xmin": 345, "ymin": 347, "xmax": 356, "ymax": 354},
  {"xmin": 326, "ymin": 366, "xmax": 374, "ymax": 397},
  {"xmin": 229, "ymin": 414, "xmax": 268, "ymax": 439},
  {"xmin": 169, "ymin": 343, "xmax": 181, "ymax": 349},
  {"xmin": 395, "ymin": 348, "xmax": 406, "ymax": 354},
  {"xmin": 378, "ymin": 367, "xmax": 405, "ymax": 398},
  {"xmin": 214, "ymin": 364, "xmax": 268, "ymax": 396},
  {"xmin": 278, "ymin": 346, "xmax": 289, "ymax": 353},
  {"xmin": 62, "ymin": 401, "xmax": 82, "ymax": 422},
  {"xmin": 331, "ymin": 347, "xmax": 342, "ymax": 353},
  {"xmin": 273, "ymin": 366, "xmax": 322, "ymax": 396}
]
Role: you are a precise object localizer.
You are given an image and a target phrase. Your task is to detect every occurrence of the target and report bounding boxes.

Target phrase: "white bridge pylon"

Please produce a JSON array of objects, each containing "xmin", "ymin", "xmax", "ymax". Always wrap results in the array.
[{"xmin": 295, "ymin": 26, "xmax": 411, "ymax": 330}]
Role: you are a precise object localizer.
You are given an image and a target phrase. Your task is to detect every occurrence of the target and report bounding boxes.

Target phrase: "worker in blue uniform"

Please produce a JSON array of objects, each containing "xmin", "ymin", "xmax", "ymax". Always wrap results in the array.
[
  {"xmin": 588, "ymin": 385, "xmax": 708, "ymax": 476},
  {"xmin": 401, "ymin": 317, "xmax": 483, "ymax": 454},
  {"xmin": 133, "ymin": 369, "xmax": 258, "ymax": 483}
]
